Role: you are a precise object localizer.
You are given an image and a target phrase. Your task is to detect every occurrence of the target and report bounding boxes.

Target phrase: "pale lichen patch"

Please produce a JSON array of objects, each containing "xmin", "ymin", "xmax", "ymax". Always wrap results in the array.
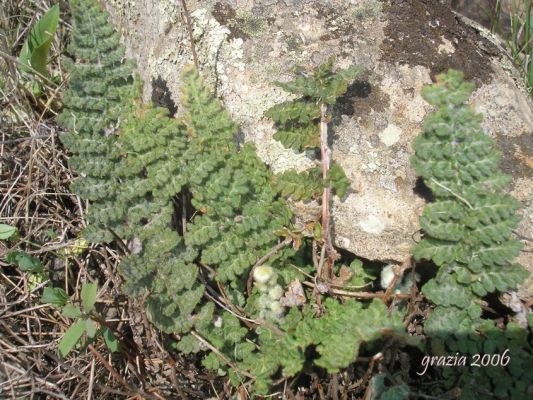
[
  {"xmin": 158, "ymin": 0, "xmax": 180, "ymax": 23},
  {"xmin": 437, "ymin": 36, "xmax": 455, "ymax": 54},
  {"xmin": 359, "ymin": 214, "xmax": 386, "ymax": 235},
  {"xmin": 350, "ymin": 0, "xmax": 382, "ymax": 22},
  {"xmin": 379, "ymin": 123, "xmax": 402, "ymax": 146}
]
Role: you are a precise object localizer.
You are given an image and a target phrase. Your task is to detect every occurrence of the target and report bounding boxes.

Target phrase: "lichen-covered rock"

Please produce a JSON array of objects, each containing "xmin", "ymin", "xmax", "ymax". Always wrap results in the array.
[{"xmin": 103, "ymin": 0, "xmax": 532, "ymax": 298}]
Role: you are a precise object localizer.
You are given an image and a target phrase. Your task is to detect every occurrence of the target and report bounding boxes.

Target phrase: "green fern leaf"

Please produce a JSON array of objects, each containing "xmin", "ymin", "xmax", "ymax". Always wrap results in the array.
[
  {"xmin": 265, "ymin": 101, "xmax": 320, "ymax": 124},
  {"xmin": 413, "ymin": 238, "xmax": 467, "ymax": 266},
  {"xmin": 273, "ymin": 168, "xmax": 323, "ymax": 201},
  {"xmin": 327, "ymin": 163, "xmax": 351, "ymax": 197},
  {"xmin": 422, "ymin": 274, "xmax": 473, "ymax": 308},
  {"xmin": 273, "ymin": 126, "xmax": 320, "ymax": 151}
]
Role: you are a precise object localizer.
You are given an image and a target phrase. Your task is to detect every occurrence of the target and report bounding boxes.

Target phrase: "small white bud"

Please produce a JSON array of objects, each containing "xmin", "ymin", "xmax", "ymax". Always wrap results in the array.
[
  {"xmin": 257, "ymin": 295, "xmax": 271, "ymax": 308},
  {"xmin": 213, "ymin": 316, "xmax": 223, "ymax": 328},
  {"xmin": 269, "ymin": 301, "xmax": 284, "ymax": 316},
  {"xmin": 380, "ymin": 264, "xmax": 396, "ymax": 289},
  {"xmin": 268, "ymin": 285, "xmax": 283, "ymax": 300},
  {"xmin": 255, "ymin": 281, "xmax": 269, "ymax": 292},
  {"xmin": 253, "ymin": 265, "xmax": 274, "ymax": 284}
]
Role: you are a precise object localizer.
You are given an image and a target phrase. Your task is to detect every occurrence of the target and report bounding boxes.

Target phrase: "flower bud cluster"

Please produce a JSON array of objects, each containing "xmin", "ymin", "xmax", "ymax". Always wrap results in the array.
[{"xmin": 253, "ymin": 265, "xmax": 284, "ymax": 319}]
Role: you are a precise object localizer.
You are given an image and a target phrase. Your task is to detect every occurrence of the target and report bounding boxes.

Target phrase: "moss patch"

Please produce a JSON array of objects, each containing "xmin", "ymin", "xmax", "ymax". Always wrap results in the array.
[
  {"xmin": 497, "ymin": 134, "xmax": 533, "ymax": 180},
  {"xmin": 211, "ymin": 3, "xmax": 268, "ymax": 40},
  {"xmin": 380, "ymin": 0, "xmax": 497, "ymax": 85}
]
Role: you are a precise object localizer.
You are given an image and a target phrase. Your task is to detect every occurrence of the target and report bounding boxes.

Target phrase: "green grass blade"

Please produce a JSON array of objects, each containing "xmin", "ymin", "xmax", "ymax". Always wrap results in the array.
[{"xmin": 18, "ymin": 4, "xmax": 60, "ymax": 78}]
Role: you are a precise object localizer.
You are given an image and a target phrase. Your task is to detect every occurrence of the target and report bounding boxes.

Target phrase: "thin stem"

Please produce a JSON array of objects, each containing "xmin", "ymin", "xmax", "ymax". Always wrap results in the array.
[
  {"xmin": 312, "ymin": 240, "xmax": 319, "ymax": 271},
  {"xmin": 318, "ymin": 103, "xmax": 340, "ymax": 278},
  {"xmin": 317, "ymin": 242, "xmax": 326, "ymax": 279},
  {"xmin": 180, "ymin": 0, "xmax": 199, "ymax": 70},
  {"xmin": 87, "ymin": 344, "xmax": 130, "ymax": 390},
  {"xmin": 302, "ymin": 280, "xmax": 412, "ymax": 300},
  {"xmin": 524, "ymin": 0, "xmax": 533, "ymax": 90},
  {"xmin": 320, "ymin": 103, "xmax": 330, "ymax": 241},
  {"xmin": 318, "ymin": 103, "xmax": 335, "ymax": 277},
  {"xmin": 383, "ymin": 258, "xmax": 412, "ymax": 304}
]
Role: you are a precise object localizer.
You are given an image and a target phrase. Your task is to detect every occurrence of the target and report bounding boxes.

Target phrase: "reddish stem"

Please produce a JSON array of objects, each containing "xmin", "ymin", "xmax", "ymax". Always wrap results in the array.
[{"xmin": 319, "ymin": 103, "xmax": 336, "ymax": 277}]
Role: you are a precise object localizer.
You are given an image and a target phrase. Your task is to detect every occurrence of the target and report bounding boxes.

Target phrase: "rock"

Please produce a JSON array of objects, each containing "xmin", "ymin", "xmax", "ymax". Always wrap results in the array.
[{"xmin": 104, "ymin": 0, "xmax": 532, "ymax": 299}]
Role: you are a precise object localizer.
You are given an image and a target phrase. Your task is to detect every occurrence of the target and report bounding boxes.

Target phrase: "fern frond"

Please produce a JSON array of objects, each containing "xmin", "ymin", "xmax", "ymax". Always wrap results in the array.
[
  {"xmin": 327, "ymin": 162, "xmax": 351, "ymax": 197},
  {"xmin": 273, "ymin": 168, "xmax": 323, "ymax": 201},
  {"xmin": 273, "ymin": 126, "xmax": 320, "ymax": 151},
  {"xmin": 57, "ymin": 0, "xmax": 137, "ymax": 243},
  {"xmin": 413, "ymin": 70, "xmax": 531, "ymax": 399},
  {"xmin": 264, "ymin": 101, "xmax": 320, "ymax": 124}
]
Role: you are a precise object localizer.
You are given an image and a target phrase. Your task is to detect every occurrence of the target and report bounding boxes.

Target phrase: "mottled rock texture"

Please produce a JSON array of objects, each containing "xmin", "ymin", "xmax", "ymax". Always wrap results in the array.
[{"xmin": 103, "ymin": 0, "xmax": 532, "ymax": 299}]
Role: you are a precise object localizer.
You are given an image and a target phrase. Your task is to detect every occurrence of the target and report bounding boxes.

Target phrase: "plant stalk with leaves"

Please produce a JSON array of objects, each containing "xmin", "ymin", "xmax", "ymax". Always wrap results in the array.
[
  {"xmin": 319, "ymin": 102, "xmax": 333, "ymax": 268},
  {"xmin": 57, "ymin": 2, "xmax": 532, "ymax": 396},
  {"xmin": 41, "ymin": 283, "xmax": 119, "ymax": 357},
  {"xmin": 265, "ymin": 57, "xmax": 362, "ymax": 279},
  {"xmin": 412, "ymin": 70, "xmax": 531, "ymax": 399}
]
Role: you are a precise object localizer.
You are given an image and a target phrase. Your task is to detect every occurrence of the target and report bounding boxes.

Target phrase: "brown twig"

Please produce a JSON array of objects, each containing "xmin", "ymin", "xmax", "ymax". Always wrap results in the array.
[
  {"xmin": 318, "ymin": 103, "xmax": 332, "ymax": 267},
  {"xmin": 106, "ymin": 226, "xmax": 131, "ymax": 255},
  {"xmin": 88, "ymin": 344, "xmax": 163, "ymax": 400},
  {"xmin": 302, "ymin": 281, "xmax": 412, "ymax": 300},
  {"xmin": 88, "ymin": 311, "xmax": 143, "ymax": 364},
  {"xmin": 317, "ymin": 103, "xmax": 341, "ymax": 280},
  {"xmin": 0, "ymin": 133, "xmax": 54, "ymax": 144},
  {"xmin": 180, "ymin": 0, "xmax": 199, "ymax": 69},
  {"xmin": 87, "ymin": 345, "xmax": 130, "ymax": 389},
  {"xmin": 361, "ymin": 352, "xmax": 384, "ymax": 400},
  {"xmin": 317, "ymin": 242, "xmax": 327, "ymax": 280},
  {"xmin": 312, "ymin": 239, "xmax": 319, "ymax": 270},
  {"xmin": 383, "ymin": 258, "xmax": 413, "ymax": 304},
  {"xmin": 43, "ymin": 351, "xmax": 132, "ymax": 398}
]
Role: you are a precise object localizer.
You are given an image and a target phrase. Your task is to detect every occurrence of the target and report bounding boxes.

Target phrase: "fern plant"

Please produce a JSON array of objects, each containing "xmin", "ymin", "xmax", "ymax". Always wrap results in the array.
[
  {"xmin": 168, "ymin": 66, "xmax": 411, "ymax": 394},
  {"xmin": 58, "ymin": 0, "xmax": 293, "ymax": 335},
  {"xmin": 240, "ymin": 299, "xmax": 407, "ymax": 393},
  {"xmin": 58, "ymin": 1, "xmax": 533, "ymax": 396},
  {"xmin": 115, "ymin": 104, "xmax": 208, "ymax": 333},
  {"xmin": 265, "ymin": 58, "xmax": 361, "ymax": 199},
  {"xmin": 172, "ymin": 69, "xmax": 407, "ymax": 393},
  {"xmin": 412, "ymin": 70, "xmax": 532, "ymax": 399},
  {"xmin": 58, "ymin": 2, "xmax": 411, "ymax": 394},
  {"xmin": 57, "ymin": 0, "xmax": 137, "ymax": 243},
  {"xmin": 179, "ymin": 66, "xmax": 294, "ymax": 285}
]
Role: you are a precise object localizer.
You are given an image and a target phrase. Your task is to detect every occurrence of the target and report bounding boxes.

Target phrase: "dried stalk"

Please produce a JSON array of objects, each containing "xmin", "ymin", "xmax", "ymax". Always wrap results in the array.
[
  {"xmin": 180, "ymin": 0, "xmax": 199, "ymax": 69},
  {"xmin": 317, "ymin": 103, "xmax": 339, "ymax": 279}
]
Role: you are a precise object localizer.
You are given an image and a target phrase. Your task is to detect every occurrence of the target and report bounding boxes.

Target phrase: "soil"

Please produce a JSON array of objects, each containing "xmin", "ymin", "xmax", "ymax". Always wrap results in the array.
[
  {"xmin": 380, "ymin": 0, "xmax": 499, "ymax": 85},
  {"xmin": 497, "ymin": 134, "xmax": 533, "ymax": 179}
]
